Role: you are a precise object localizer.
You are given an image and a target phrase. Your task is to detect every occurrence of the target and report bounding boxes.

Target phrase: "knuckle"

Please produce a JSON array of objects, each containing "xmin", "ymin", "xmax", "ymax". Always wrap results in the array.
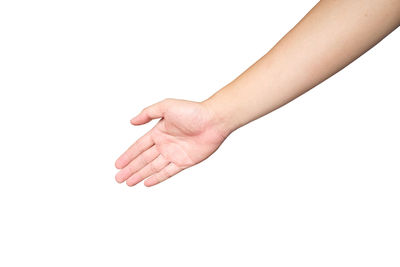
[
  {"xmin": 139, "ymin": 155, "xmax": 149, "ymax": 166},
  {"xmin": 149, "ymin": 162, "xmax": 158, "ymax": 173},
  {"xmin": 163, "ymin": 168, "xmax": 172, "ymax": 179},
  {"xmin": 125, "ymin": 164, "xmax": 134, "ymax": 174},
  {"xmin": 162, "ymin": 98, "xmax": 175, "ymax": 106},
  {"xmin": 141, "ymin": 107, "xmax": 148, "ymax": 114},
  {"xmin": 156, "ymin": 174, "xmax": 164, "ymax": 183}
]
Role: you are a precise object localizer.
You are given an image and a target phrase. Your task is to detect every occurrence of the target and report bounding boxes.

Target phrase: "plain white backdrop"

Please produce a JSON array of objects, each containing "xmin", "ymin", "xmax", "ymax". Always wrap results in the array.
[{"xmin": 0, "ymin": 0, "xmax": 399, "ymax": 266}]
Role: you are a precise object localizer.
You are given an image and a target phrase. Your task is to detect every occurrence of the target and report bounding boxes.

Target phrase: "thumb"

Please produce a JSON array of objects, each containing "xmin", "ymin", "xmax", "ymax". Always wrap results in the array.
[{"xmin": 130, "ymin": 99, "xmax": 171, "ymax": 125}]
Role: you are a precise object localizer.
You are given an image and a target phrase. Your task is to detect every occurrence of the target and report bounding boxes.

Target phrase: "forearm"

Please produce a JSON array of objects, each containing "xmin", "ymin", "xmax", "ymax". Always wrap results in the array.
[{"xmin": 203, "ymin": 0, "xmax": 400, "ymax": 135}]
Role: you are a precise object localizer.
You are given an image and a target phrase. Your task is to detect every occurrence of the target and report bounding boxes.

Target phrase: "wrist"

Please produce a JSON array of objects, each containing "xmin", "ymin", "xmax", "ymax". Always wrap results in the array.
[{"xmin": 201, "ymin": 88, "xmax": 241, "ymax": 138}]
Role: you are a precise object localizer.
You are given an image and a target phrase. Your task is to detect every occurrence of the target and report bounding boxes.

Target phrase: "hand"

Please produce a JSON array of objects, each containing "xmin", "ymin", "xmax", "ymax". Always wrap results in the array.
[{"xmin": 115, "ymin": 98, "xmax": 229, "ymax": 187}]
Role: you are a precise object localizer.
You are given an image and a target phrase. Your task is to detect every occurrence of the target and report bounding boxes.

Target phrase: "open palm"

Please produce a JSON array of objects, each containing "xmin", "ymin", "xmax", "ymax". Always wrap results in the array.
[{"xmin": 115, "ymin": 99, "xmax": 228, "ymax": 187}]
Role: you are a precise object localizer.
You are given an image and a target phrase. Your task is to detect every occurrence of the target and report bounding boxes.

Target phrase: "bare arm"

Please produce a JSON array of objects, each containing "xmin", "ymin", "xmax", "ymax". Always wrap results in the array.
[
  {"xmin": 204, "ymin": 0, "xmax": 400, "ymax": 134},
  {"xmin": 115, "ymin": 0, "xmax": 400, "ymax": 187}
]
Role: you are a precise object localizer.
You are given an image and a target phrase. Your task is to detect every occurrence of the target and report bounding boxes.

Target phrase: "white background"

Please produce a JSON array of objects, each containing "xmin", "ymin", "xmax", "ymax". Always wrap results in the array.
[{"xmin": 0, "ymin": 0, "xmax": 399, "ymax": 266}]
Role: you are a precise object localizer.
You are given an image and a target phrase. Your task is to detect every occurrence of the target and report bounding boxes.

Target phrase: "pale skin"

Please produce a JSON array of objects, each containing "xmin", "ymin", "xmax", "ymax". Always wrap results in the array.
[{"xmin": 115, "ymin": 0, "xmax": 400, "ymax": 187}]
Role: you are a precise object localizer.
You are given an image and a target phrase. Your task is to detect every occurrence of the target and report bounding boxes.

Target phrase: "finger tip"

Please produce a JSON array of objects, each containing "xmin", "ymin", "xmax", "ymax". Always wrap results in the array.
[
  {"xmin": 130, "ymin": 120, "xmax": 143, "ymax": 126},
  {"xmin": 130, "ymin": 115, "xmax": 140, "ymax": 125},
  {"xmin": 115, "ymin": 160, "xmax": 125, "ymax": 169},
  {"xmin": 115, "ymin": 161, "xmax": 121, "ymax": 169},
  {"xmin": 144, "ymin": 181, "xmax": 155, "ymax": 187},
  {"xmin": 115, "ymin": 174, "xmax": 123, "ymax": 184}
]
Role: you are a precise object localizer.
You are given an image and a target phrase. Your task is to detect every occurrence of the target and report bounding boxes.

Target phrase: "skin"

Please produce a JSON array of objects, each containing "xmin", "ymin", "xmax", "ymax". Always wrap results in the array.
[
  {"xmin": 115, "ymin": 0, "xmax": 400, "ymax": 187},
  {"xmin": 115, "ymin": 99, "xmax": 227, "ymax": 187}
]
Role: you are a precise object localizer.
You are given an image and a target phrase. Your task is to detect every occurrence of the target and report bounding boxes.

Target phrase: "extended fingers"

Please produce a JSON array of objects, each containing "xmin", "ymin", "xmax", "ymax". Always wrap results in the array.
[
  {"xmin": 115, "ymin": 131, "xmax": 154, "ymax": 169},
  {"xmin": 144, "ymin": 163, "xmax": 183, "ymax": 187},
  {"xmin": 126, "ymin": 154, "xmax": 169, "ymax": 187},
  {"xmin": 115, "ymin": 146, "xmax": 159, "ymax": 183}
]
